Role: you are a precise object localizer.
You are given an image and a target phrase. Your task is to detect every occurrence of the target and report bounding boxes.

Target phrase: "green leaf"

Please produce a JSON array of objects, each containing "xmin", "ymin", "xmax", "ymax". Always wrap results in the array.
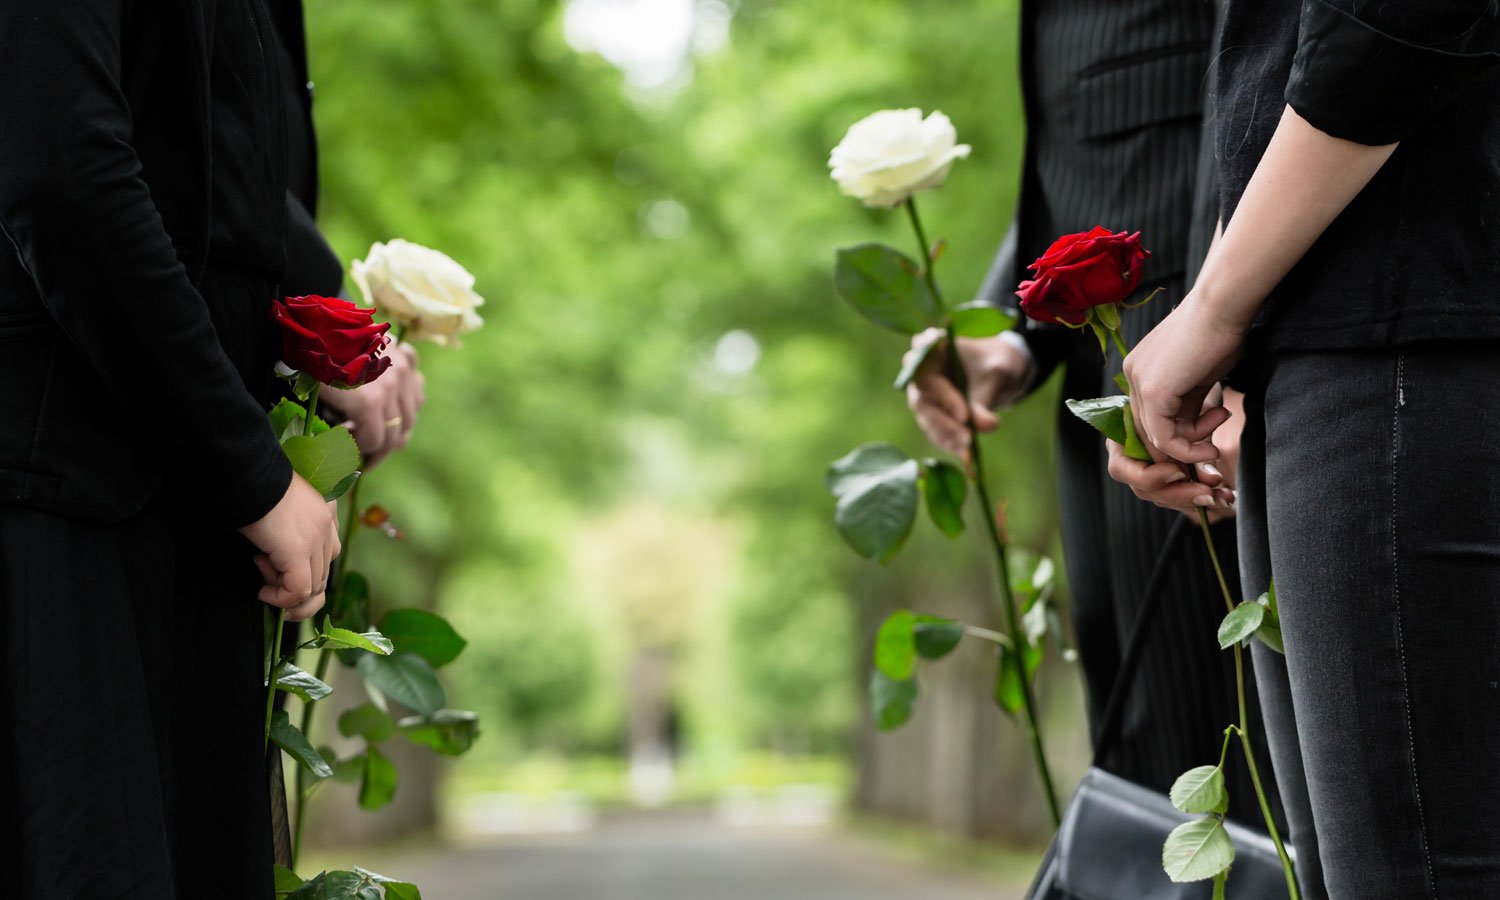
[
  {"xmin": 285, "ymin": 872, "xmax": 326, "ymax": 900},
  {"xmin": 282, "ymin": 427, "xmax": 362, "ymax": 499},
  {"xmin": 357, "ymin": 652, "xmax": 447, "ymax": 716},
  {"xmin": 1162, "ymin": 817, "xmax": 1236, "ymax": 883},
  {"xmin": 273, "ymin": 659, "xmax": 333, "ymax": 703},
  {"xmin": 1093, "ymin": 301, "xmax": 1122, "ymax": 332},
  {"xmin": 313, "ymin": 870, "xmax": 383, "ymax": 900},
  {"xmin": 398, "ymin": 709, "xmax": 480, "ymax": 756},
  {"xmin": 833, "ymin": 243, "xmax": 939, "ymax": 334},
  {"xmin": 994, "ymin": 641, "xmax": 1042, "ymax": 716},
  {"xmin": 315, "ymin": 624, "xmax": 395, "ymax": 656},
  {"xmin": 271, "ymin": 398, "xmax": 310, "ymax": 441},
  {"xmin": 339, "ymin": 702, "xmax": 397, "ymax": 743},
  {"xmin": 1218, "ymin": 602, "xmax": 1266, "ymax": 650},
  {"xmin": 274, "ymin": 864, "xmax": 306, "ymax": 895},
  {"xmin": 1113, "ymin": 371, "xmax": 1131, "ymax": 395},
  {"xmin": 359, "ymin": 744, "xmax": 398, "ymax": 810},
  {"xmin": 893, "ymin": 328, "xmax": 943, "ymax": 391},
  {"xmin": 826, "ymin": 444, "xmax": 921, "ymax": 562},
  {"xmin": 324, "ymin": 471, "xmax": 361, "ymax": 503},
  {"xmin": 1120, "ymin": 401, "xmax": 1153, "ymax": 462},
  {"xmin": 873, "ymin": 611, "xmax": 917, "ymax": 680},
  {"xmin": 329, "ymin": 749, "xmax": 365, "ymax": 784},
  {"xmin": 949, "ymin": 301, "xmax": 1017, "ymax": 338},
  {"xmin": 331, "ymin": 571, "xmax": 372, "ymax": 633},
  {"xmin": 1065, "ymin": 395, "xmax": 1131, "ymax": 445},
  {"xmin": 377, "ymin": 608, "xmax": 468, "ymax": 669},
  {"xmin": 912, "ymin": 615, "xmax": 964, "ymax": 660},
  {"xmin": 354, "ymin": 868, "xmax": 422, "ymax": 900},
  {"xmin": 1169, "ymin": 765, "xmax": 1228, "ymax": 815},
  {"xmin": 1255, "ymin": 607, "xmax": 1285, "ymax": 654},
  {"xmin": 869, "ymin": 669, "xmax": 918, "ymax": 731},
  {"xmin": 1264, "ymin": 579, "xmax": 1279, "ymax": 617},
  {"xmin": 291, "ymin": 371, "xmax": 322, "ymax": 402},
  {"xmin": 921, "ymin": 459, "xmax": 966, "ymax": 538},
  {"xmin": 269, "ymin": 708, "xmax": 334, "ymax": 779}
]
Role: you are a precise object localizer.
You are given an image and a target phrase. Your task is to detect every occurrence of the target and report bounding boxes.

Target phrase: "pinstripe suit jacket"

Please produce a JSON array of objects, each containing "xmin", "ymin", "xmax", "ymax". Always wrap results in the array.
[{"xmin": 977, "ymin": 0, "xmax": 1219, "ymax": 383}]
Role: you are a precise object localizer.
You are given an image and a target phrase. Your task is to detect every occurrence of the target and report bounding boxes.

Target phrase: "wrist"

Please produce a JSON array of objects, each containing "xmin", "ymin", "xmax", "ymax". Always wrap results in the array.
[{"xmin": 1183, "ymin": 271, "xmax": 1260, "ymax": 336}]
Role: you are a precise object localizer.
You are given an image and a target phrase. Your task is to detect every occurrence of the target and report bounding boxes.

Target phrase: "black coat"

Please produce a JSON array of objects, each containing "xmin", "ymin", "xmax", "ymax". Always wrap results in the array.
[{"xmin": 0, "ymin": 0, "xmax": 293, "ymax": 526}]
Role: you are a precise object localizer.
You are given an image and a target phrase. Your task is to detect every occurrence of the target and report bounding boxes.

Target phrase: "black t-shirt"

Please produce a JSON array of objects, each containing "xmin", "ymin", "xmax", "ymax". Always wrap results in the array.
[{"xmin": 1216, "ymin": 0, "xmax": 1500, "ymax": 354}]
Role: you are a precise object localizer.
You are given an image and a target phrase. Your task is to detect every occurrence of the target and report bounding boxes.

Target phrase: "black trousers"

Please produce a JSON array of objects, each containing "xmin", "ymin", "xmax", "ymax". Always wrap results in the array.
[
  {"xmin": 1055, "ymin": 276, "xmax": 1279, "ymax": 827},
  {"xmin": 1239, "ymin": 343, "xmax": 1500, "ymax": 899},
  {"xmin": 0, "ymin": 503, "xmax": 275, "ymax": 899}
]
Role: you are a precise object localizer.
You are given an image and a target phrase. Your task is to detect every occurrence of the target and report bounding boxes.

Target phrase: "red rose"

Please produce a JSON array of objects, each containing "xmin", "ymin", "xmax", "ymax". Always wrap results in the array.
[
  {"xmin": 1015, "ymin": 227, "xmax": 1150, "ymax": 325},
  {"xmin": 270, "ymin": 294, "xmax": 393, "ymax": 388}
]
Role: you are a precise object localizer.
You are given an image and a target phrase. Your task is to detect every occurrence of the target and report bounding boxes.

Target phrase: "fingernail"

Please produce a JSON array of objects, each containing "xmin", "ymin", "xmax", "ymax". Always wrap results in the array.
[
  {"xmin": 1201, "ymin": 463, "xmax": 1221, "ymax": 478},
  {"xmin": 1165, "ymin": 471, "xmax": 1187, "ymax": 484},
  {"xmin": 1193, "ymin": 495, "xmax": 1216, "ymax": 508}
]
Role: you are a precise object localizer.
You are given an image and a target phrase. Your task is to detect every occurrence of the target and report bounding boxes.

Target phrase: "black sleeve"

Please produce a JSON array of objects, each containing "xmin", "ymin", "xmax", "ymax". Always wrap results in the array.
[
  {"xmin": 284, "ymin": 192, "xmax": 345, "ymax": 298},
  {"xmin": 0, "ymin": 0, "xmax": 291, "ymax": 526},
  {"xmin": 1286, "ymin": 0, "xmax": 1500, "ymax": 145},
  {"xmin": 975, "ymin": 223, "xmax": 1069, "ymax": 399}
]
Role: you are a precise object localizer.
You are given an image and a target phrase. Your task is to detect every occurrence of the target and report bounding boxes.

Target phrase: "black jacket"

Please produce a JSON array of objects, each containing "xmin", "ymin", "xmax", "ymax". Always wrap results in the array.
[
  {"xmin": 0, "ymin": 0, "xmax": 292, "ymax": 525},
  {"xmin": 269, "ymin": 0, "xmax": 346, "ymax": 298},
  {"xmin": 1219, "ymin": 0, "xmax": 1500, "ymax": 353},
  {"xmin": 976, "ymin": 0, "xmax": 1219, "ymax": 386}
]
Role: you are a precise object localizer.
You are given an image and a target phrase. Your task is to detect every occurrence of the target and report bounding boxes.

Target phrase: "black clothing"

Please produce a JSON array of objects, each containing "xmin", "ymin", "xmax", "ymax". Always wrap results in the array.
[
  {"xmin": 1238, "ymin": 343, "xmax": 1500, "ymax": 899},
  {"xmin": 977, "ymin": 0, "xmax": 1281, "ymax": 826},
  {"xmin": 1, "ymin": 1, "xmax": 290, "ymax": 896},
  {"xmin": 0, "ymin": 0, "xmax": 293, "ymax": 527},
  {"xmin": 270, "ymin": 0, "xmax": 345, "ymax": 299},
  {"xmin": 1217, "ymin": 0, "xmax": 1500, "ymax": 355}
]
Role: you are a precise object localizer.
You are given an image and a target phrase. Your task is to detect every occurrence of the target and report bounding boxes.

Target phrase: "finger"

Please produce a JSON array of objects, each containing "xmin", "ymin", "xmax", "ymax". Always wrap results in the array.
[
  {"xmin": 284, "ymin": 591, "xmax": 326, "ymax": 623},
  {"xmin": 277, "ymin": 559, "xmax": 314, "ymax": 609},
  {"xmin": 970, "ymin": 402, "xmax": 999, "ymax": 434},
  {"xmin": 910, "ymin": 395, "xmax": 970, "ymax": 457},
  {"xmin": 1195, "ymin": 459, "xmax": 1226, "ymax": 488},
  {"xmin": 910, "ymin": 369, "xmax": 969, "ymax": 426},
  {"xmin": 253, "ymin": 554, "xmax": 279, "ymax": 586},
  {"xmin": 1106, "ymin": 441, "xmax": 1215, "ymax": 505},
  {"xmin": 396, "ymin": 380, "xmax": 419, "ymax": 446}
]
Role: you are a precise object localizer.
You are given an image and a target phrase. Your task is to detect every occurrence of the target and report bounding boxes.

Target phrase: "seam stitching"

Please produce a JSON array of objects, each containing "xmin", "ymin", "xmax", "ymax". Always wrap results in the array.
[{"xmin": 1391, "ymin": 350, "xmax": 1439, "ymax": 898}]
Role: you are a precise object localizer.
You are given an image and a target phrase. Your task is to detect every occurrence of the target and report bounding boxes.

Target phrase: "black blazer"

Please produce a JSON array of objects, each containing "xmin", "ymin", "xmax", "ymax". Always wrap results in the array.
[
  {"xmin": 0, "ymin": 0, "xmax": 292, "ymax": 525},
  {"xmin": 975, "ymin": 0, "xmax": 1218, "ymax": 385}
]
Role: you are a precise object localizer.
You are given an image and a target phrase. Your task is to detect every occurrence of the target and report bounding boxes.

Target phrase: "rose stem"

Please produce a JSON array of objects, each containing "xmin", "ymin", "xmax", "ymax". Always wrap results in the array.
[
  {"xmin": 291, "ymin": 410, "xmax": 365, "ymax": 867},
  {"xmin": 904, "ymin": 197, "xmax": 1062, "ymax": 827},
  {"xmin": 1195, "ymin": 509, "xmax": 1299, "ymax": 899}
]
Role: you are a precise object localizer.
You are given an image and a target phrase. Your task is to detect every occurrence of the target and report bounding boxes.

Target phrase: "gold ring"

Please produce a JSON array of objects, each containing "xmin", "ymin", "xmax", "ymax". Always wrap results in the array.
[{"xmin": 385, "ymin": 415, "xmax": 404, "ymax": 429}]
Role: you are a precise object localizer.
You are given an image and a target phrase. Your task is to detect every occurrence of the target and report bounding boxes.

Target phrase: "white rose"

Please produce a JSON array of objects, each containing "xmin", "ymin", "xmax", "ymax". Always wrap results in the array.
[
  {"xmin": 828, "ymin": 109, "xmax": 972, "ymax": 209},
  {"xmin": 350, "ymin": 239, "xmax": 486, "ymax": 346}
]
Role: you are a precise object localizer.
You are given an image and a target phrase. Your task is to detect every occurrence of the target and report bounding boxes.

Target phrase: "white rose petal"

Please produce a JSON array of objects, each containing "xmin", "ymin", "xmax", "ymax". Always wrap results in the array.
[
  {"xmin": 351, "ymin": 239, "xmax": 486, "ymax": 346},
  {"xmin": 828, "ymin": 108, "xmax": 971, "ymax": 208}
]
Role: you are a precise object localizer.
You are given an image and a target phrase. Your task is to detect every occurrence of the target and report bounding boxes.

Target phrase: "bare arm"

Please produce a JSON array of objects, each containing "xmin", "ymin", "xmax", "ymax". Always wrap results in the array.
[{"xmin": 1123, "ymin": 107, "xmax": 1397, "ymax": 464}]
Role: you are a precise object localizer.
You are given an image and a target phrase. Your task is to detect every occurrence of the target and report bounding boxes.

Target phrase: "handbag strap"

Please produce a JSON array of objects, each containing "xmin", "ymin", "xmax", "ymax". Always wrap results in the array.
[{"xmin": 1090, "ymin": 515, "xmax": 1192, "ymax": 765}]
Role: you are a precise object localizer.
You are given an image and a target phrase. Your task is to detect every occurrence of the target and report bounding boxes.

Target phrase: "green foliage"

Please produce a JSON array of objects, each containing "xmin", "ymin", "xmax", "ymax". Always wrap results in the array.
[
  {"xmin": 1162, "ymin": 817, "xmax": 1235, "ymax": 883},
  {"xmin": 282, "ymin": 428, "xmax": 363, "ymax": 500},
  {"xmin": 273, "ymin": 660, "xmax": 334, "ymax": 703},
  {"xmin": 873, "ymin": 611, "xmax": 918, "ymax": 680},
  {"xmin": 948, "ymin": 302, "xmax": 1016, "ymax": 338},
  {"xmin": 833, "ymin": 243, "xmax": 940, "ymax": 334},
  {"xmin": 993, "ymin": 640, "xmax": 1042, "ymax": 717},
  {"xmin": 339, "ymin": 702, "xmax": 397, "ymax": 743},
  {"xmin": 921, "ymin": 460, "xmax": 966, "ymax": 538},
  {"xmin": 911, "ymin": 615, "xmax": 964, "ymax": 660},
  {"xmin": 399, "ymin": 710, "xmax": 480, "ymax": 756},
  {"xmin": 893, "ymin": 328, "xmax": 943, "ymax": 390},
  {"xmin": 270, "ymin": 709, "xmax": 334, "ymax": 779},
  {"xmin": 377, "ymin": 608, "xmax": 468, "ymax": 668},
  {"xmin": 869, "ymin": 669, "xmax": 918, "ymax": 731},
  {"xmin": 1063, "ymin": 395, "xmax": 1132, "ymax": 448},
  {"xmin": 827, "ymin": 443, "xmax": 921, "ymax": 562},
  {"xmin": 359, "ymin": 745, "xmax": 398, "ymax": 811},
  {"xmin": 356, "ymin": 652, "xmax": 447, "ymax": 716},
  {"xmin": 1218, "ymin": 602, "xmax": 1266, "ymax": 650},
  {"xmin": 1169, "ymin": 765, "xmax": 1228, "ymax": 816}
]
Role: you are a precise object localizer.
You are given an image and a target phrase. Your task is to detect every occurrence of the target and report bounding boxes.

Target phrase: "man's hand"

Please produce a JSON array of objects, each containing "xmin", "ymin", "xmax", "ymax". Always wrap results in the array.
[
  {"xmin": 320, "ymin": 342, "xmax": 425, "ymax": 468},
  {"xmin": 239, "ymin": 473, "xmax": 342, "ymax": 622},
  {"xmin": 905, "ymin": 329, "xmax": 1031, "ymax": 458},
  {"xmin": 1106, "ymin": 387, "xmax": 1242, "ymax": 524}
]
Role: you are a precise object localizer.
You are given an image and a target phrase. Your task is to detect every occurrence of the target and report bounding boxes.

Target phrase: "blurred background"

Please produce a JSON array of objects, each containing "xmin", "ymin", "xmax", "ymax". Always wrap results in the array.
[{"xmin": 298, "ymin": 0, "xmax": 1093, "ymax": 894}]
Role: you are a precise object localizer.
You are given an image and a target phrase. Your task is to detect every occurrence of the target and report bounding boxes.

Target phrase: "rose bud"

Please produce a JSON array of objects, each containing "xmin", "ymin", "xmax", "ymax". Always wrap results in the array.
[
  {"xmin": 270, "ymin": 294, "xmax": 393, "ymax": 388},
  {"xmin": 1015, "ymin": 227, "xmax": 1150, "ymax": 325}
]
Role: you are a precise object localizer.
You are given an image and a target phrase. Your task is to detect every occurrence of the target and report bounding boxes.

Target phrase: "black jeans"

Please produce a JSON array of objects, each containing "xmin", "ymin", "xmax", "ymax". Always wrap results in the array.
[{"xmin": 1238, "ymin": 343, "xmax": 1500, "ymax": 899}]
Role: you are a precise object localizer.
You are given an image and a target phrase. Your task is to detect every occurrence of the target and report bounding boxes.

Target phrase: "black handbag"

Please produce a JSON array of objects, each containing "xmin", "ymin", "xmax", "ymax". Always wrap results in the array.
[{"xmin": 1025, "ymin": 519, "xmax": 1295, "ymax": 899}]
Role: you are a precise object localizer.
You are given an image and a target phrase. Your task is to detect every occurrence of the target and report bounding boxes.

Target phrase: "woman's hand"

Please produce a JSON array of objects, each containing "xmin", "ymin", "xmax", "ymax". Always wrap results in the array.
[
  {"xmin": 1122, "ymin": 294, "xmax": 1248, "ymax": 465},
  {"xmin": 1108, "ymin": 387, "xmax": 1243, "ymax": 524},
  {"xmin": 319, "ymin": 341, "xmax": 425, "ymax": 468},
  {"xmin": 905, "ymin": 329, "xmax": 1031, "ymax": 458}
]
